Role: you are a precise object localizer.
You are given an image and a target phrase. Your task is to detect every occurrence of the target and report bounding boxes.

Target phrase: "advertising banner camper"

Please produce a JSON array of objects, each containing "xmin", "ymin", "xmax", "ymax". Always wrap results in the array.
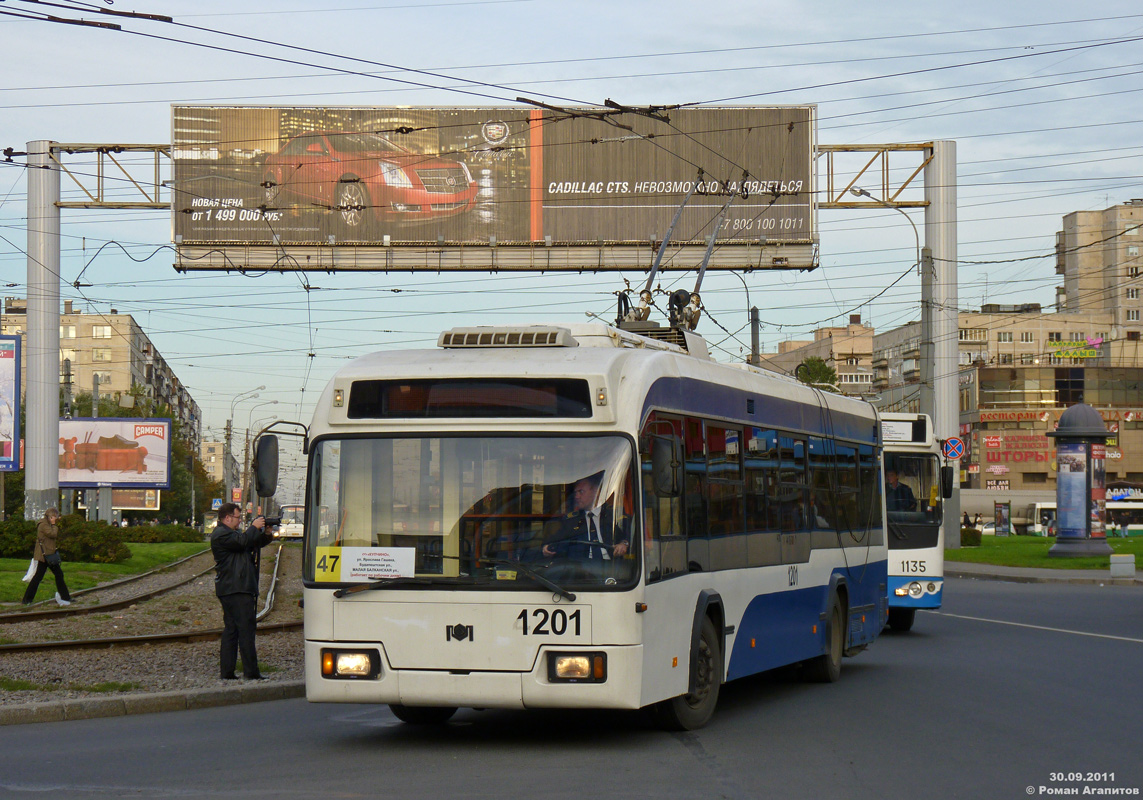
[{"xmin": 59, "ymin": 418, "xmax": 172, "ymax": 489}]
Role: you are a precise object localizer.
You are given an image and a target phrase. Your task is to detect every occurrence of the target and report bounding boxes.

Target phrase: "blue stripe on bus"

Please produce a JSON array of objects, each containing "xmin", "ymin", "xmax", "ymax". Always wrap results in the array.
[
  {"xmin": 887, "ymin": 576, "xmax": 943, "ymax": 609},
  {"xmin": 640, "ymin": 377, "xmax": 878, "ymax": 443},
  {"xmin": 726, "ymin": 562, "xmax": 887, "ymax": 681}
]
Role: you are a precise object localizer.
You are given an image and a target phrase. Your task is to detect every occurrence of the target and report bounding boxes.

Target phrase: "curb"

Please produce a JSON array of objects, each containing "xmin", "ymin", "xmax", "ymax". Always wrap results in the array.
[
  {"xmin": 0, "ymin": 680, "xmax": 306, "ymax": 726},
  {"xmin": 946, "ymin": 568, "xmax": 1141, "ymax": 587}
]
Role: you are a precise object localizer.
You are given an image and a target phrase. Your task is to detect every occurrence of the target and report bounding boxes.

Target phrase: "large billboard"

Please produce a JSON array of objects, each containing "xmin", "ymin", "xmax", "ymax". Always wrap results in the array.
[
  {"xmin": 58, "ymin": 418, "xmax": 172, "ymax": 489},
  {"xmin": 0, "ymin": 335, "xmax": 19, "ymax": 472},
  {"xmin": 172, "ymin": 105, "xmax": 816, "ymax": 272}
]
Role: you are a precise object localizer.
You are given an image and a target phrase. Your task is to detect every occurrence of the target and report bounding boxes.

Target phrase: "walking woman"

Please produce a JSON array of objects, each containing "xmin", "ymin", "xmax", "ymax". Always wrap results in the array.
[{"xmin": 22, "ymin": 507, "xmax": 72, "ymax": 606}]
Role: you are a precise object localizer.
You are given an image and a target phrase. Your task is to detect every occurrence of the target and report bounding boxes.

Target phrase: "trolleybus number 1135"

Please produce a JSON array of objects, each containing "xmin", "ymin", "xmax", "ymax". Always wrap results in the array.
[{"xmin": 517, "ymin": 608, "xmax": 583, "ymax": 636}]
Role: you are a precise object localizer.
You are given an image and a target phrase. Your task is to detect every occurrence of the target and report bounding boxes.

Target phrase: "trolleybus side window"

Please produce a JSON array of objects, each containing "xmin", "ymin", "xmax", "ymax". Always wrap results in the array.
[
  {"xmin": 744, "ymin": 427, "xmax": 781, "ymax": 567},
  {"xmin": 808, "ymin": 437, "xmax": 834, "ymax": 531},
  {"xmin": 833, "ymin": 443, "xmax": 860, "ymax": 533},
  {"xmin": 684, "ymin": 417, "xmax": 710, "ymax": 572},
  {"xmin": 773, "ymin": 435, "xmax": 808, "ymax": 533},
  {"xmin": 639, "ymin": 413, "xmax": 686, "ymax": 583},
  {"xmin": 707, "ymin": 424, "xmax": 745, "ymax": 570}
]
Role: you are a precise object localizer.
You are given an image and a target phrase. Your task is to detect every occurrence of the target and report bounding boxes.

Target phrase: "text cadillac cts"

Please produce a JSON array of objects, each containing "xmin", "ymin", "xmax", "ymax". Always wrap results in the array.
[{"xmin": 262, "ymin": 132, "xmax": 477, "ymax": 232}]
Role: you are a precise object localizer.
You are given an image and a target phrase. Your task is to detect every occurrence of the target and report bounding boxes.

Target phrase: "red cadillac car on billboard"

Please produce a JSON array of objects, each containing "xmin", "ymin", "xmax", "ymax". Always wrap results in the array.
[{"xmin": 262, "ymin": 131, "xmax": 478, "ymax": 233}]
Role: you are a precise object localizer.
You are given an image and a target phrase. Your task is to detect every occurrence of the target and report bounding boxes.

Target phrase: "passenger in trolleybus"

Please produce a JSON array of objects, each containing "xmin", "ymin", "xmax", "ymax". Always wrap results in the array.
[{"xmin": 542, "ymin": 472, "xmax": 630, "ymax": 560}]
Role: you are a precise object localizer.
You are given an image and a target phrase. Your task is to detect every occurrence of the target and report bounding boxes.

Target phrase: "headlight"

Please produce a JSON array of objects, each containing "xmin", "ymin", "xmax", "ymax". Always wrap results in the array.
[
  {"xmin": 907, "ymin": 581, "xmax": 924, "ymax": 598},
  {"xmin": 548, "ymin": 652, "xmax": 606, "ymax": 683},
  {"xmin": 460, "ymin": 161, "xmax": 473, "ymax": 183},
  {"xmin": 321, "ymin": 648, "xmax": 381, "ymax": 679},
  {"xmin": 378, "ymin": 162, "xmax": 413, "ymax": 188}
]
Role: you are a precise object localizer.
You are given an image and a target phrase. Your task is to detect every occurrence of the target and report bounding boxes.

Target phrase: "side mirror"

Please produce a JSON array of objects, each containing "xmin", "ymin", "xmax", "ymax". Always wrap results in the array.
[
  {"xmin": 651, "ymin": 435, "xmax": 683, "ymax": 497},
  {"xmin": 940, "ymin": 464, "xmax": 954, "ymax": 499},
  {"xmin": 253, "ymin": 435, "xmax": 279, "ymax": 497}
]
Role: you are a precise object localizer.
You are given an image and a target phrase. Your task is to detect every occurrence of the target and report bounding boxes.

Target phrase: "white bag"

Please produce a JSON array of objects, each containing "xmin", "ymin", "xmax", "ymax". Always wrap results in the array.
[{"xmin": 21, "ymin": 558, "xmax": 36, "ymax": 582}]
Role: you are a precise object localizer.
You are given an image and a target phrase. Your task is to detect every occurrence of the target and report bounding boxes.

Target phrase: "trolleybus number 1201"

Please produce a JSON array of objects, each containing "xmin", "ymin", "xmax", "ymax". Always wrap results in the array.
[{"xmin": 517, "ymin": 608, "xmax": 583, "ymax": 636}]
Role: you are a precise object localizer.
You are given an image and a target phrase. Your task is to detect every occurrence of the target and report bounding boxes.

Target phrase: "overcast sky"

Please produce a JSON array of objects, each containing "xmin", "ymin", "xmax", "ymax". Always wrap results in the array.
[{"xmin": 2, "ymin": 1, "xmax": 1142, "ymax": 497}]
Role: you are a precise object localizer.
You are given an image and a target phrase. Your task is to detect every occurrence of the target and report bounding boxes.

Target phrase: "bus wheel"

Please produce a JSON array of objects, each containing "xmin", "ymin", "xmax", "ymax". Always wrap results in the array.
[
  {"xmin": 388, "ymin": 704, "xmax": 457, "ymax": 725},
  {"xmin": 804, "ymin": 597, "xmax": 845, "ymax": 683},
  {"xmin": 652, "ymin": 616, "xmax": 722, "ymax": 731},
  {"xmin": 888, "ymin": 607, "xmax": 916, "ymax": 632}
]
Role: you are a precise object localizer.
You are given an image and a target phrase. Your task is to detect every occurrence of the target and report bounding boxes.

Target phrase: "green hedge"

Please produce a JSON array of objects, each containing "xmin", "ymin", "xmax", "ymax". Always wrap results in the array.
[
  {"xmin": 961, "ymin": 526, "xmax": 983, "ymax": 547},
  {"xmin": 0, "ymin": 514, "xmax": 133, "ymax": 563},
  {"xmin": 121, "ymin": 523, "xmax": 203, "ymax": 544}
]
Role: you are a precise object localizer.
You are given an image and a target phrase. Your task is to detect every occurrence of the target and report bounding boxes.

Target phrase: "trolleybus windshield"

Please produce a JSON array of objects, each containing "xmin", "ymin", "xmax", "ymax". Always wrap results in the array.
[{"xmin": 306, "ymin": 435, "xmax": 639, "ymax": 590}]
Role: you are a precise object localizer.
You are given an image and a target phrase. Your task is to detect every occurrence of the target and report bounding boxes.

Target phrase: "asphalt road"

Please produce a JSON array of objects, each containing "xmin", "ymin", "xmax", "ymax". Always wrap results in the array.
[{"xmin": 1, "ymin": 577, "xmax": 1140, "ymax": 800}]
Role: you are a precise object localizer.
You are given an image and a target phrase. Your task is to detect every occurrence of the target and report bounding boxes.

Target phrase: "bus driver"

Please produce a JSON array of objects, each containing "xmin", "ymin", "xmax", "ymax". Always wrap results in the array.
[
  {"xmin": 885, "ymin": 470, "xmax": 918, "ymax": 513},
  {"xmin": 542, "ymin": 473, "xmax": 630, "ymax": 560}
]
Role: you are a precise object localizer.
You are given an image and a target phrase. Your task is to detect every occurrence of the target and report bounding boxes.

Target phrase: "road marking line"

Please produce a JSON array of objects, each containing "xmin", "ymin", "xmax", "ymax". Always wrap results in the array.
[{"xmin": 927, "ymin": 611, "xmax": 1143, "ymax": 643}]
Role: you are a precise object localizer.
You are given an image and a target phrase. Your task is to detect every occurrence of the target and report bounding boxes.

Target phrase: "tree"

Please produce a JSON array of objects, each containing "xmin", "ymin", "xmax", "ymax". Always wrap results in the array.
[{"xmin": 796, "ymin": 356, "xmax": 839, "ymax": 391}]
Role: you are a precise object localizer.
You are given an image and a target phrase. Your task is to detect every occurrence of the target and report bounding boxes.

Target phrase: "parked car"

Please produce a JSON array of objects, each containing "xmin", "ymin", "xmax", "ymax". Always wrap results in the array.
[
  {"xmin": 980, "ymin": 522, "xmax": 996, "ymax": 535},
  {"xmin": 262, "ymin": 131, "xmax": 477, "ymax": 233}
]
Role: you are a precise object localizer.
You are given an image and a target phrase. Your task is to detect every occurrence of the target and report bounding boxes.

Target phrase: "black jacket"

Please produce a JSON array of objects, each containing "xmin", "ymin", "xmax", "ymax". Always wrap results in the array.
[{"xmin": 211, "ymin": 522, "xmax": 273, "ymax": 597}]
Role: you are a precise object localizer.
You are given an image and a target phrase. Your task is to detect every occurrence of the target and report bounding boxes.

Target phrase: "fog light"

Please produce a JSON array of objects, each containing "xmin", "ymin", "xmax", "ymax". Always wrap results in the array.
[
  {"xmin": 894, "ymin": 586, "xmax": 909, "ymax": 597},
  {"xmin": 927, "ymin": 582, "xmax": 938, "ymax": 593},
  {"xmin": 907, "ymin": 581, "xmax": 923, "ymax": 598},
  {"xmin": 548, "ymin": 652, "xmax": 607, "ymax": 683},
  {"xmin": 336, "ymin": 653, "xmax": 374, "ymax": 677},
  {"xmin": 554, "ymin": 656, "xmax": 591, "ymax": 679},
  {"xmin": 321, "ymin": 648, "xmax": 380, "ymax": 679}
]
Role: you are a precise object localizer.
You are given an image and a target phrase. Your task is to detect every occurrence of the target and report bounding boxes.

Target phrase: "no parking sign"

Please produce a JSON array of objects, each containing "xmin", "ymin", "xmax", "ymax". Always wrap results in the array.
[{"xmin": 942, "ymin": 437, "xmax": 965, "ymax": 460}]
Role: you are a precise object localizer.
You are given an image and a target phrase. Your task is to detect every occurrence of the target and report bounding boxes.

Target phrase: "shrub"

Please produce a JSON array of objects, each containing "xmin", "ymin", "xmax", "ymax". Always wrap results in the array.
[
  {"xmin": 0, "ymin": 515, "xmax": 131, "ymax": 562},
  {"xmin": 57, "ymin": 516, "xmax": 131, "ymax": 563},
  {"xmin": 121, "ymin": 524, "xmax": 203, "ymax": 544},
  {"xmin": 0, "ymin": 518, "xmax": 37, "ymax": 559},
  {"xmin": 961, "ymin": 526, "xmax": 982, "ymax": 547}
]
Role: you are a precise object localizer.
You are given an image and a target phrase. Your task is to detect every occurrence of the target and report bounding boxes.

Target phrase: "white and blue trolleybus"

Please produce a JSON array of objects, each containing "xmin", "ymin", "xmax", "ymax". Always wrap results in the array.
[
  {"xmin": 258, "ymin": 323, "xmax": 889, "ymax": 728},
  {"xmin": 881, "ymin": 412, "xmax": 954, "ymax": 632}
]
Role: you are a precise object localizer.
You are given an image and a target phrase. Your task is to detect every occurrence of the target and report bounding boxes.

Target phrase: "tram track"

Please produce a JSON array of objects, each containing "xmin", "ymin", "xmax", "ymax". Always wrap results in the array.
[
  {"xmin": 0, "ymin": 548, "xmax": 218, "ymax": 624},
  {"xmin": 0, "ymin": 544, "xmax": 297, "ymax": 656}
]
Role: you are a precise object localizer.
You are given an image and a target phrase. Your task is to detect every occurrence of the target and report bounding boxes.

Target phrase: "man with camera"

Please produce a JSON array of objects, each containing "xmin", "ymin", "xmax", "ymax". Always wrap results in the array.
[{"xmin": 210, "ymin": 503, "xmax": 275, "ymax": 680}]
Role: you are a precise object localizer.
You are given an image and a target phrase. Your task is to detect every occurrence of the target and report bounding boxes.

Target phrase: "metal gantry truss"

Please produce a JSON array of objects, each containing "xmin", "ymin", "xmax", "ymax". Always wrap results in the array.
[
  {"xmin": 817, "ymin": 143, "xmax": 934, "ymax": 209},
  {"xmin": 51, "ymin": 143, "xmax": 170, "ymax": 209}
]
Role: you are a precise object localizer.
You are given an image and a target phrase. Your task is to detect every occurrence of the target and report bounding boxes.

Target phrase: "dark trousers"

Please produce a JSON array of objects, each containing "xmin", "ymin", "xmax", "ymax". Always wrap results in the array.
[
  {"xmin": 218, "ymin": 592, "xmax": 260, "ymax": 678},
  {"xmin": 22, "ymin": 560, "xmax": 71, "ymax": 604}
]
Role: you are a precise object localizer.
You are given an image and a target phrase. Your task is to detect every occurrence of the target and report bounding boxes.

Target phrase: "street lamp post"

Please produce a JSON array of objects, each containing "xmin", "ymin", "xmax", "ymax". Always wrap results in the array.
[
  {"xmin": 851, "ymin": 187, "xmax": 933, "ymax": 405},
  {"xmin": 242, "ymin": 403, "xmax": 278, "ymax": 511},
  {"xmin": 225, "ymin": 386, "xmax": 265, "ymax": 504}
]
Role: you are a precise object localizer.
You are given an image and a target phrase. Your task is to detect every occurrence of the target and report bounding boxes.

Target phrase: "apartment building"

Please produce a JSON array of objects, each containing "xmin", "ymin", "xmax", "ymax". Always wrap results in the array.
[
  {"xmin": 1, "ymin": 298, "xmax": 201, "ymax": 448},
  {"xmin": 758, "ymin": 314, "xmax": 875, "ymax": 395},
  {"xmin": 200, "ymin": 440, "xmax": 239, "ymax": 492}
]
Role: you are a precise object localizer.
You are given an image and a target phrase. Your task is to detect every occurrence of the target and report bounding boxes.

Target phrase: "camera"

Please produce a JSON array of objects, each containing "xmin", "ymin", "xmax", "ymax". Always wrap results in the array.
[{"xmin": 262, "ymin": 517, "xmax": 281, "ymax": 527}]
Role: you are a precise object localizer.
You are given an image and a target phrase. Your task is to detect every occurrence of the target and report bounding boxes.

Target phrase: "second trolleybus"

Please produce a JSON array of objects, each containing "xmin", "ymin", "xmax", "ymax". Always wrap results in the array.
[
  {"xmin": 881, "ymin": 412, "xmax": 953, "ymax": 632},
  {"xmin": 256, "ymin": 322, "xmax": 890, "ymax": 729}
]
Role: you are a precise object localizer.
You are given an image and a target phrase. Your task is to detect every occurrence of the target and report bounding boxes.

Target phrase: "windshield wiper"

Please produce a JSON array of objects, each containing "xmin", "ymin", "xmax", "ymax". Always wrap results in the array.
[
  {"xmin": 483, "ymin": 558, "xmax": 576, "ymax": 602},
  {"xmin": 333, "ymin": 576, "xmax": 474, "ymax": 597}
]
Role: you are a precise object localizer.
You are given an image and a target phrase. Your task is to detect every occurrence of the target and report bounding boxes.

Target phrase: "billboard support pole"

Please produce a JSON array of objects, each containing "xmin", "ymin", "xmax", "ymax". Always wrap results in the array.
[
  {"xmin": 925, "ymin": 141, "xmax": 960, "ymax": 548},
  {"xmin": 93, "ymin": 375, "xmax": 114, "ymax": 521},
  {"xmin": 25, "ymin": 140, "xmax": 60, "ymax": 522}
]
